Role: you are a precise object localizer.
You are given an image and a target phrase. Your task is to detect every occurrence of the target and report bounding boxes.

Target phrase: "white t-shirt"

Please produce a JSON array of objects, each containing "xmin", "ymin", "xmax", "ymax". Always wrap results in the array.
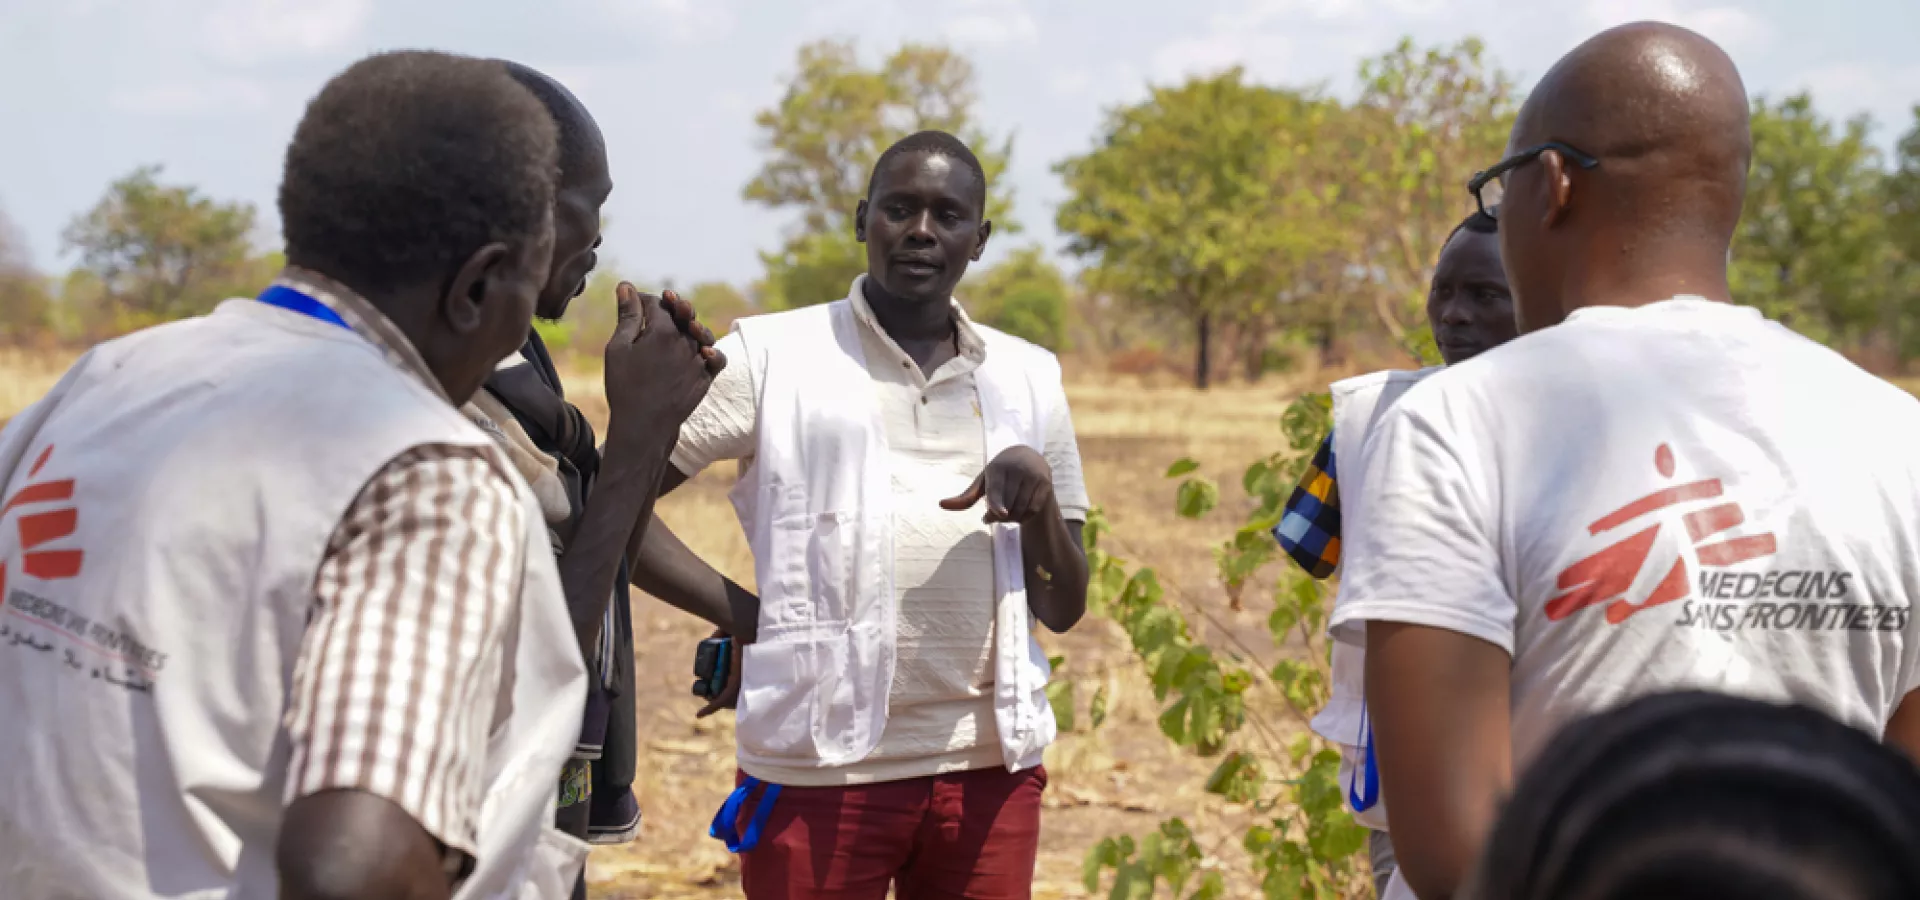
[{"xmin": 1333, "ymin": 297, "xmax": 1920, "ymax": 769}]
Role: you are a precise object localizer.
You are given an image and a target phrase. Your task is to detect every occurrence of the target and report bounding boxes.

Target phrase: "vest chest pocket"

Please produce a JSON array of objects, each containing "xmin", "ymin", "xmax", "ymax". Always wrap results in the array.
[{"xmin": 766, "ymin": 501, "xmax": 858, "ymax": 627}]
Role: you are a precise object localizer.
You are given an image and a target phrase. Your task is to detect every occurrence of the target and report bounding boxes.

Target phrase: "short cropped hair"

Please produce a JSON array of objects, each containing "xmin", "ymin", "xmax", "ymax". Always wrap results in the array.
[
  {"xmin": 866, "ymin": 130, "xmax": 987, "ymax": 210},
  {"xmin": 1471, "ymin": 692, "xmax": 1920, "ymax": 900},
  {"xmin": 1445, "ymin": 209, "xmax": 1498, "ymax": 245},
  {"xmin": 502, "ymin": 61, "xmax": 603, "ymax": 177},
  {"xmin": 280, "ymin": 51, "xmax": 560, "ymax": 289}
]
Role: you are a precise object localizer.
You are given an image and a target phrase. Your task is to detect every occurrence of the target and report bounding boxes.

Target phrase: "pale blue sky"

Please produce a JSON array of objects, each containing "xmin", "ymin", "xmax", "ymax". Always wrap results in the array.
[{"xmin": 2, "ymin": 0, "xmax": 1916, "ymax": 289}]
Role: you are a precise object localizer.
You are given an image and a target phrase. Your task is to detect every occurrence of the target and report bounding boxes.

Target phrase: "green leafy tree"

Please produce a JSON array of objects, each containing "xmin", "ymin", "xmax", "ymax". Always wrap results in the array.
[
  {"xmin": 1341, "ymin": 38, "xmax": 1517, "ymax": 356},
  {"xmin": 62, "ymin": 165, "xmax": 261, "ymax": 327},
  {"xmin": 1732, "ymin": 94, "xmax": 1897, "ymax": 353},
  {"xmin": 746, "ymin": 40, "xmax": 1018, "ymax": 310},
  {"xmin": 1892, "ymin": 106, "xmax": 1920, "ymax": 258},
  {"xmin": 1057, "ymin": 69, "xmax": 1333, "ymax": 388},
  {"xmin": 0, "ymin": 205, "xmax": 51, "ymax": 344},
  {"xmin": 1883, "ymin": 106, "xmax": 1920, "ymax": 356},
  {"xmin": 963, "ymin": 245, "xmax": 1069, "ymax": 350},
  {"xmin": 685, "ymin": 279, "xmax": 755, "ymax": 337}
]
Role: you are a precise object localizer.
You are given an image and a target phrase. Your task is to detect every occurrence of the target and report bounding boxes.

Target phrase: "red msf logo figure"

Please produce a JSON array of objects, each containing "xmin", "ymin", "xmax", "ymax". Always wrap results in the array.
[
  {"xmin": 0, "ymin": 445, "xmax": 84, "ymax": 601},
  {"xmin": 1549, "ymin": 443, "xmax": 1777, "ymax": 625}
]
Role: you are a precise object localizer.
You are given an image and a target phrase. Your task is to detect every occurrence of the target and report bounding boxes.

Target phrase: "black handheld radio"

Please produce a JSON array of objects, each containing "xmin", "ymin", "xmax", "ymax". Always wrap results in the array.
[{"xmin": 692, "ymin": 635, "xmax": 733, "ymax": 699}]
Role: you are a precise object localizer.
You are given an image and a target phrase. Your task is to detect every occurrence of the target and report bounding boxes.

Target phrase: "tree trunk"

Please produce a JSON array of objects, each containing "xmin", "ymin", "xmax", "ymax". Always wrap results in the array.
[
  {"xmin": 1195, "ymin": 311, "xmax": 1212, "ymax": 390},
  {"xmin": 1243, "ymin": 320, "xmax": 1269, "ymax": 382}
]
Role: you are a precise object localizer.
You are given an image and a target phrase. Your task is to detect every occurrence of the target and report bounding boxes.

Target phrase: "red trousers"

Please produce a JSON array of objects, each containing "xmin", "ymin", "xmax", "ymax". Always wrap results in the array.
[{"xmin": 733, "ymin": 765, "xmax": 1047, "ymax": 900}]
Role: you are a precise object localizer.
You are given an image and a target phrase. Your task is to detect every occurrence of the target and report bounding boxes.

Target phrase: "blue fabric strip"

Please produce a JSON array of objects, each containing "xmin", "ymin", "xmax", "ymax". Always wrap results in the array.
[
  {"xmin": 258, "ymin": 284, "xmax": 351, "ymax": 331},
  {"xmin": 709, "ymin": 777, "xmax": 782, "ymax": 853},
  {"xmin": 1349, "ymin": 702, "xmax": 1381, "ymax": 813}
]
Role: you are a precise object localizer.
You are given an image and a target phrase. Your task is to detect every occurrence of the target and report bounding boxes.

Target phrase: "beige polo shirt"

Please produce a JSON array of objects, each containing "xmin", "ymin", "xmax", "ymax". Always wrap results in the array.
[{"xmin": 670, "ymin": 290, "xmax": 1090, "ymax": 786}]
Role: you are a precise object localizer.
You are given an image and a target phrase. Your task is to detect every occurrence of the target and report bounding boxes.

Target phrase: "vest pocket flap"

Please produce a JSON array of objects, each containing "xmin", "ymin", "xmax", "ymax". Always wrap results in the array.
[{"xmin": 737, "ymin": 636, "xmax": 817, "ymax": 760}]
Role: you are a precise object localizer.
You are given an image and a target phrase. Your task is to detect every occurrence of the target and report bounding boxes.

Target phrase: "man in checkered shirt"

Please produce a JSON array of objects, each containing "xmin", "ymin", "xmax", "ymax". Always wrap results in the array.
[{"xmin": 1273, "ymin": 210, "xmax": 1514, "ymax": 898}]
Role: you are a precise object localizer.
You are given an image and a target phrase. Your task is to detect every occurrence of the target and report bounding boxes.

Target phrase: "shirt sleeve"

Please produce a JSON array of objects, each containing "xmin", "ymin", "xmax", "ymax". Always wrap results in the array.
[
  {"xmin": 1327, "ymin": 405, "xmax": 1516, "ymax": 654},
  {"xmin": 1043, "ymin": 383, "xmax": 1091, "ymax": 523},
  {"xmin": 670, "ymin": 330, "xmax": 757, "ymax": 477},
  {"xmin": 1275, "ymin": 430, "xmax": 1341, "ymax": 579},
  {"xmin": 282, "ymin": 444, "xmax": 526, "ymax": 862}
]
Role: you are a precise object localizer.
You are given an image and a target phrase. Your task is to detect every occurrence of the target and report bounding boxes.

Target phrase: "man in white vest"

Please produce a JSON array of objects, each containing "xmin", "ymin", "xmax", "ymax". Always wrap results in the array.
[
  {"xmin": 1273, "ymin": 209, "xmax": 1514, "ymax": 898},
  {"xmin": 1335, "ymin": 23, "xmax": 1920, "ymax": 900},
  {"xmin": 629, "ymin": 130, "xmax": 1092, "ymax": 899},
  {"xmin": 0, "ymin": 51, "xmax": 717, "ymax": 900}
]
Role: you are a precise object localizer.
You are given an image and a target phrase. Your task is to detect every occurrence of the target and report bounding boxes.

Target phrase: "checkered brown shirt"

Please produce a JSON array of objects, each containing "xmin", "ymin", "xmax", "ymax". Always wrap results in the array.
[{"xmin": 274, "ymin": 267, "xmax": 525, "ymax": 865}]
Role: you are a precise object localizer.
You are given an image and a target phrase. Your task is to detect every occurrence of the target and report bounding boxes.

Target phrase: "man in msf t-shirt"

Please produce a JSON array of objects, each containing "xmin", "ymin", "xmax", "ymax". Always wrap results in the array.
[{"xmin": 1333, "ymin": 22, "xmax": 1920, "ymax": 900}]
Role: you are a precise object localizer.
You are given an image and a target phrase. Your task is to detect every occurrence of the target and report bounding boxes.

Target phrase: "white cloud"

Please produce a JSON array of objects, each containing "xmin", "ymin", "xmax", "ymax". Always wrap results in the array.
[
  {"xmin": 1580, "ymin": 0, "xmax": 1774, "ymax": 53},
  {"xmin": 111, "ymin": 77, "xmax": 270, "ymax": 116},
  {"xmin": 941, "ymin": 0, "xmax": 1039, "ymax": 47},
  {"xmin": 200, "ymin": 0, "xmax": 372, "ymax": 65},
  {"xmin": 608, "ymin": 0, "xmax": 738, "ymax": 44},
  {"xmin": 1048, "ymin": 68, "xmax": 1093, "ymax": 98},
  {"xmin": 1151, "ymin": 25, "xmax": 1293, "ymax": 83},
  {"xmin": 1794, "ymin": 62, "xmax": 1920, "ymax": 139}
]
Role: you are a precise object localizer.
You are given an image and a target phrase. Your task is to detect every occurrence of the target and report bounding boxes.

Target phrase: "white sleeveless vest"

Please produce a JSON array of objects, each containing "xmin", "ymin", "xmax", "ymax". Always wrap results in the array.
[
  {"xmin": 727, "ymin": 290, "xmax": 1058, "ymax": 774},
  {"xmin": 0, "ymin": 299, "xmax": 587, "ymax": 899},
  {"xmin": 1310, "ymin": 366, "xmax": 1441, "ymax": 832}
]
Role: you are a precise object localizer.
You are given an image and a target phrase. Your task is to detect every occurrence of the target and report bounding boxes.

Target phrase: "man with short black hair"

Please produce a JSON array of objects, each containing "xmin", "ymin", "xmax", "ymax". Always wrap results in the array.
[
  {"xmin": 0, "ymin": 50, "xmax": 716, "ymax": 900},
  {"xmin": 1336, "ymin": 22, "xmax": 1920, "ymax": 900},
  {"xmin": 630, "ymin": 130, "xmax": 1090, "ymax": 899}
]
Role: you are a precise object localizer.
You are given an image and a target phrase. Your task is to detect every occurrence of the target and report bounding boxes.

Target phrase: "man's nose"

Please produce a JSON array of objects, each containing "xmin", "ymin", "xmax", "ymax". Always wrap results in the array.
[
  {"xmin": 905, "ymin": 210, "xmax": 937, "ymax": 243},
  {"xmin": 1440, "ymin": 300, "xmax": 1473, "ymax": 326}
]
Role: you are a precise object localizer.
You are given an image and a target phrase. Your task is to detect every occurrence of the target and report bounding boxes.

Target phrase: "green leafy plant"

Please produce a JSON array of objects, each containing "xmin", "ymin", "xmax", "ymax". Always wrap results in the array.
[{"xmin": 1082, "ymin": 390, "xmax": 1372, "ymax": 899}]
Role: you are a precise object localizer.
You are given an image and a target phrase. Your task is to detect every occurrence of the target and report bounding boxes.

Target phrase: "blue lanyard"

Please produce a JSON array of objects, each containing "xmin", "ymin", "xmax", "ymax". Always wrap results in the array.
[
  {"xmin": 710, "ymin": 776, "xmax": 782, "ymax": 853},
  {"xmin": 1349, "ymin": 702, "xmax": 1381, "ymax": 813},
  {"xmin": 257, "ymin": 284, "xmax": 351, "ymax": 331}
]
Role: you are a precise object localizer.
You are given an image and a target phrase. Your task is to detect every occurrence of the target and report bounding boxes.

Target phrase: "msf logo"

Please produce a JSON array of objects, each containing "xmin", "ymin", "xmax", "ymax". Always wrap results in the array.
[
  {"xmin": 0, "ymin": 445, "xmax": 84, "ymax": 601},
  {"xmin": 1547, "ymin": 443, "xmax": 1776, "ymax": 625}
]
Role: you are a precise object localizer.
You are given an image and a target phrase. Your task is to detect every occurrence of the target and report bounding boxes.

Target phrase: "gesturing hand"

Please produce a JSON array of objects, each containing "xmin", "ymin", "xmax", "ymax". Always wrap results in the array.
[
  {"xmin": 604, "ymin": 283, "xmax": 726, "ymax": 441},
  {"xmin": 939, "ymin": 446, "xmax": 1056, "ymax": 525}
]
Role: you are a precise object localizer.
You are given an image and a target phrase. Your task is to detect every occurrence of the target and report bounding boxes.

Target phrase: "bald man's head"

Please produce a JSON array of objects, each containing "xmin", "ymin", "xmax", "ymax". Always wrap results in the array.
[
  {"xmin": 501, "ymin": 61, "xmax": 612, "ymax": 320},
  {"xmin": 1498, "ymin": 22, "xmax": 1750, "ymax": 331}
]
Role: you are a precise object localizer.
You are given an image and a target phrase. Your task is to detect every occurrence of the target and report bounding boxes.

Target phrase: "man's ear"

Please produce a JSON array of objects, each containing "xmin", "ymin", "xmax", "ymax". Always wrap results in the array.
[
  {"xmin": 1542, "ymin": 151, "xmax": 1574, "ymax": 228},
  {"xmin": 854, "ymin": 199, "xmax": 870, "ymax": 243},
  {"xmin": 972, "ymin": 219, "xmax": 993, "ymax": 262},
  {"xmin": 443, "ymin": 242, "xmax": 512, "ymax": 336}
]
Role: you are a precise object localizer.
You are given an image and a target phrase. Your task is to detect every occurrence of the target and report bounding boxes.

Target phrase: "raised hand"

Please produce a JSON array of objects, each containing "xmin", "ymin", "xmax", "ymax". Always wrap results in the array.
[
  {"xmin": 603, "ymin": 283, "xmax": 726, "ymax": 443},
  {"xmin": 939, "ymin": 445, "xmax": 1056, "ymax": 525}
]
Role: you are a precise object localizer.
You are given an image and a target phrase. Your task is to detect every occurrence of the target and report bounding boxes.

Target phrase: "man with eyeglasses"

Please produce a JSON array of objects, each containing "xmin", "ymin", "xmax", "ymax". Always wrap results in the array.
[{"xmin": 1331, "ymin": 21, "xmax": 1920, "ymax": 900}]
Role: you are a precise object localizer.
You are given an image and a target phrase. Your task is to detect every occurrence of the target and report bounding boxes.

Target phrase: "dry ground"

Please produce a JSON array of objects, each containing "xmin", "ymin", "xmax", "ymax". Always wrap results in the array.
[{"xmin": 0, "ymin": 348, "xmax": 1335, "ymax": 898}]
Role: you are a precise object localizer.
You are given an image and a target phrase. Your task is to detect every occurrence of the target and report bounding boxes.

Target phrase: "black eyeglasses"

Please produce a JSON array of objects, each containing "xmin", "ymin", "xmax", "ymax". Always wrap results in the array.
[{"xmin": 1467, "ymin": 141, "xmax": 1600, "ymax": 219}]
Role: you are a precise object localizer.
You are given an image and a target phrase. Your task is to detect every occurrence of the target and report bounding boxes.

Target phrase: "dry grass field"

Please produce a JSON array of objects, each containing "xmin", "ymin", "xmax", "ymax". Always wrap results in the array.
[{"xmin": 0, "ymin": 347, "xmax": 1352, "ymax": 898}]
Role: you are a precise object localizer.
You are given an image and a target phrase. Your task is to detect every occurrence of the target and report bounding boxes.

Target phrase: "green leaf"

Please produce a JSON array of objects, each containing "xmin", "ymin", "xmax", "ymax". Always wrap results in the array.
[
  {"xmin": 1204, "ymin": 750, "xmax": 1267, "ymax": 803},
  {"xmin": 1159, "ymin": 697, "xmax": 1193, "ymax": 745},
  {"xmin": 1268, "ymin": 602, "xmax": 1301, "ymax": 641},
  {"xmin": 1166, "ymin": 457, "xmax": 1202, "ymax": 478},
  {"xmin": 1111, "ymin": 865, "xmax": 1155, "ymax": 900},
  {"xmin": 1085, "ymin": 835, "xmax": 1136, "ymax": 894},
  {"xmin": 1175, "ymin": 477, "xmax": 1220, "ymax": 519},
  {"xmin": 1090, "ymin": 684, "xmax": 1110, "ymax": 728},
  {"xmin": 1280, "ymin": 392, "xmax": 1332, "ymax": 453},
  {"xmin": 1189, "ymin": 871, "xmax": 1227, "ymax": 900},
  {"xmin": 1046, "ymin": 677, "xmax": 1075, "ymax": 733}
]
